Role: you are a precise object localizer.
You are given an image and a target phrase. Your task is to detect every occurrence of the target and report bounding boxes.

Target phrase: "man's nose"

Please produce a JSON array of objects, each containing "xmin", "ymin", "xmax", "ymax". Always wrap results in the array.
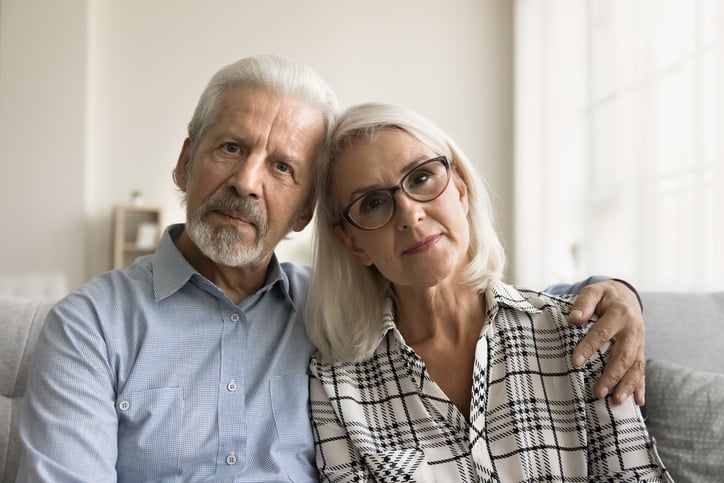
[{"xmin": 228, "ymin": 156, "xmax": 264, "ymax": 199}]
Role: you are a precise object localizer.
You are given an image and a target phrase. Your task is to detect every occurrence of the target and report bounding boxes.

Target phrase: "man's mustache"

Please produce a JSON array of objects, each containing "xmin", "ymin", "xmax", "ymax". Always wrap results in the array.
[{"xmin": 198, "ymin": 189, "xmax": 267, "ymax": 233}]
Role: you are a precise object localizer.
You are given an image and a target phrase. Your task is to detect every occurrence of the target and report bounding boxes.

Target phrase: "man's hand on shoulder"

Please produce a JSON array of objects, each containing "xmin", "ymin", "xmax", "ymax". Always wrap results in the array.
[{"xmin": 568, "ymin": 279, "xmax": 646, "ymax": 406}]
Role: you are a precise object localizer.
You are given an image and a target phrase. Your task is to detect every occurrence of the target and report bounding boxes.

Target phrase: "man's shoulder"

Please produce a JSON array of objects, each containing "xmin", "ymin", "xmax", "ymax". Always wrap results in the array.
[
  {"xmin": 279, "ymin": 261, "xmax": 312, "ymax": 295},
  {"xmin": 279, "ymin": 261, "xmax": 312, "ymax": 279},
  {"xmin": 53, "ymin": 261, "xmax": 154, "ymax": 318},
  {"xmin": 83, "ymin": 258, "xmax": 152, "ymax": 294}
]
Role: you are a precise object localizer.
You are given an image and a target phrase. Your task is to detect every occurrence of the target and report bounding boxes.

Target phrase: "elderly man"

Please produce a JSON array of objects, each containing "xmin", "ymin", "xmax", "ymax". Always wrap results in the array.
[{"xmin": 17, "ymin": 55, "xmax": 645, "ymax": 482}]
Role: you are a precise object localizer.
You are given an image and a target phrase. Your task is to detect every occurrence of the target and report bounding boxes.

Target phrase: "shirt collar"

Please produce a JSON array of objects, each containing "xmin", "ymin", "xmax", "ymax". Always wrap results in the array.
[
  {"xmin": 381, "ymin": 281, "xmax": 543, "ymax": 346},
  {"xmin": 486, "ymin": 281, "xmax": 543, "ymax": 318},
  {"xmin": 151, "ymin": 223, "xmax": 292, "ymax": 306}
]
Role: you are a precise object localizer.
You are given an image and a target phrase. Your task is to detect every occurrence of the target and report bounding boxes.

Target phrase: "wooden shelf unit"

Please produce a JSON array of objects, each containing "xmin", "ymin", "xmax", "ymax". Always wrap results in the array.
[{"xmin": 112, "ymin": 205, "xmax": 163, "ymax": 268}]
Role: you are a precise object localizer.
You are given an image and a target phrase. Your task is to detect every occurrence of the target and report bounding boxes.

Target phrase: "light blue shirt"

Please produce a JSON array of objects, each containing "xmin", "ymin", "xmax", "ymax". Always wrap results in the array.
[{"xmin": 18, "ymin": 224, "xmax": 317, "ymax": 482}]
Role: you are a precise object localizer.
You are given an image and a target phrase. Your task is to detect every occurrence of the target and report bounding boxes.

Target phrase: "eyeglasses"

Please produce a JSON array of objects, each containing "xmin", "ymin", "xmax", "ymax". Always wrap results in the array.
[{"xmin": 341, "ymin": 156, "xmax": 451, "ymax": 230}]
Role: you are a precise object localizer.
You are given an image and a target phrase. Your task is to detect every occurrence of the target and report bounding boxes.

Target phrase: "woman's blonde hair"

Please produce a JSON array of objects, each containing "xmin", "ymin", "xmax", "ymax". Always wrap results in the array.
[{"xmin": 305, "ymin": 102, "xmax": 506, "ymax": 361}]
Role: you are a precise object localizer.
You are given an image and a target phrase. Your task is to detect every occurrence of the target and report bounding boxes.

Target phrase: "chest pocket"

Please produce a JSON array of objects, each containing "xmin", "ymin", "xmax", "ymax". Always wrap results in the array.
[{"xmin": 116, "ymin": 387, "xmax": 184, "ymax": 481}]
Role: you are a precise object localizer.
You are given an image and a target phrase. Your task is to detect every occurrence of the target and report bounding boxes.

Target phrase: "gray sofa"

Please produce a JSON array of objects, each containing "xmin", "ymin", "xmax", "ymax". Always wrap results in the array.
[
  {"xmin": 1, "ymin": 292, "xmax": 723, "ymax": 482},
  {"xmin": 637, "ymin": 292, "xmax": 724, "ymax": 483}
]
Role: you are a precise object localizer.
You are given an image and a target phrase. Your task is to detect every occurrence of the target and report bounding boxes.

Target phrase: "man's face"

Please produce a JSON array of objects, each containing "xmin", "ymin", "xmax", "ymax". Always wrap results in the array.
[{"xmin": 175, "ymin": 86, "xmax": 325, "ymax": 268}]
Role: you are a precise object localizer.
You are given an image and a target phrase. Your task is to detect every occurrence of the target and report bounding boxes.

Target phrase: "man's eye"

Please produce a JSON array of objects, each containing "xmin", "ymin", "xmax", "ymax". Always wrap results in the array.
[
  {"xmin": 224, "ymin": 143, "xmax": 240, "ymax": 154},
  {"xmin": 275, "ymin": 161, "xmax": 291, "ymax": 173}
]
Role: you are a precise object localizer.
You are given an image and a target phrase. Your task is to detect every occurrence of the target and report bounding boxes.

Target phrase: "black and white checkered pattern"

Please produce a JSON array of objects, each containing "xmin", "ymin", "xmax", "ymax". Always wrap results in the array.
[{"xmin": 309, "ymin": 283, "xmax": 672, "ymax": 482}]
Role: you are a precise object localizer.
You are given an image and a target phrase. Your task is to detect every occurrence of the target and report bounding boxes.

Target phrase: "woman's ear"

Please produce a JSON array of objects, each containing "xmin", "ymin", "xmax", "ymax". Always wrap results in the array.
[
  {"xmin": 452, "ymin": 166, "xmax": 469, "ymax": 215},
  {"xmin": 333, "ymin": 225, "xmax": 374, "ymax": 266},
  {"xmin": 174, "ymin": 138, "xmax": 193, "ymax": 191}
]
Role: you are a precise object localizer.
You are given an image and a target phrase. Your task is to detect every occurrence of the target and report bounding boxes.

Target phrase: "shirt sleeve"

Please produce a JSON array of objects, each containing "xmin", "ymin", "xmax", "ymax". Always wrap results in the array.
[
  {"xmin": 546, "ymin": 276, "xmax": 644, "ymax": 311},
  {"xmin": 309, "ymin": 366, "xmax": 373, "ymax": 482},
  {"xmin": 17, "ymin": 296, "xmax": 119, "ymax": 482},
  {"xmin": 544, "ymin": 275, "xmax": 610, "ymax": 294}
]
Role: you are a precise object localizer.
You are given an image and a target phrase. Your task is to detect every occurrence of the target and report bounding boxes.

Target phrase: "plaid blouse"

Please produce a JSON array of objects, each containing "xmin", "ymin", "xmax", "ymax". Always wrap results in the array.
[{"xmin": 309, "ymin": 283, "xmax": 672, "ymax": 482}]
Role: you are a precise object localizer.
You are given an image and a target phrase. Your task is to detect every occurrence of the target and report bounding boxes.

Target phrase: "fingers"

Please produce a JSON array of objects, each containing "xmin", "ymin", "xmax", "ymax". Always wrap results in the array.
[
  {"xmin": 598, "ymin": 345, "xmax": 646, "ymax": 405},
  {"xmin": 569, "ymin": 292, "xmax": 646, "ymax": 404},
  {"xmin": 572, "ymin": 323, "xmax": 615, "ymax": 368},
  {"xmin": 567, "ymin": 284, "xmax": 603, "ymax": 325},
  {"xmin": 566, "ymin": 278, "xmax": 647, "ymax": 404},
  {"xmin": 588, "ymin": 323, "xmax": 636, "ymax": 398},
  {"xmin": 571, "ymin": 294, "xmax": 634, "ymax": 368},
  {"xmin": 633, "ymin": 376, "xmax": 646, "ymax": 406},
  {"xmin": 589, "ymin": 300, "xmax": 644, "ymax": 402}
]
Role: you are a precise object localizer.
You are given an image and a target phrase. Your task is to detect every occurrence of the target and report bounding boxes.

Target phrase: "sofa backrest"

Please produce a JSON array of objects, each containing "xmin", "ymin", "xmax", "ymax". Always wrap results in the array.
[
  {"xmin": 0, "ymin": 297, "xmax": 54, "ymax": 483},
  {"xmin": 0, "ymin": 273, "xmax": 67, "ymax": 301},
  {"xmin": 641, "ymin": 291, "xmax": 724, "ymax": 373}
]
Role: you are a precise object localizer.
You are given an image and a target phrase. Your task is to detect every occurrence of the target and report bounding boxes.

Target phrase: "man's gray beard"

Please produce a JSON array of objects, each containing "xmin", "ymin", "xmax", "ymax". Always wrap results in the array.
[{"xmin": 186, "ymin": 190, "xmax": 269, "ymax": 267}]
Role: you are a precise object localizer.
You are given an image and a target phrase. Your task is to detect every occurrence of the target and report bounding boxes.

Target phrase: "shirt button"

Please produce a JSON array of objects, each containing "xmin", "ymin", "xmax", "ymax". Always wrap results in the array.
[
  {"xmin": 227, "ymin": 380, "xmax": 237, "ymax": 392},
  {"xmin": 230, "ymin": 313, "xmax": 240, "ymax": 322},
  {"xmin": 118, "ymin": 400, "xmax": 130, "ymax": 411},
  {"xmin": 226, "ymin": 453, "xmax": 237, "ymax": 465}
]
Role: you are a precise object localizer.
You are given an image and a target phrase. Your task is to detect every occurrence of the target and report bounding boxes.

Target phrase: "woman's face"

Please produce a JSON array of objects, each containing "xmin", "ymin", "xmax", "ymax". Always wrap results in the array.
[{"xmin": 332, "ymin": 128, "xmax": 471, "ymax": 288}]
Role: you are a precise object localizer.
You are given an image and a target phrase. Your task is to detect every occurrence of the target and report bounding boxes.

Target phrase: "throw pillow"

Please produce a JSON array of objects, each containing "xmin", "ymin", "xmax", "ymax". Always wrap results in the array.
[{"xmin": 644, "ymin": 358, "xmax": 724, "ymax": 483}]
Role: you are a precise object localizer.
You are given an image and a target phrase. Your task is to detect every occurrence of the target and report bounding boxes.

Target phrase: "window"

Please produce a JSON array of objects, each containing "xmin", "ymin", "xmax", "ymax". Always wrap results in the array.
[{"xmin": 515, "ymin": 0, "xmax": 723, "ymax": 291}]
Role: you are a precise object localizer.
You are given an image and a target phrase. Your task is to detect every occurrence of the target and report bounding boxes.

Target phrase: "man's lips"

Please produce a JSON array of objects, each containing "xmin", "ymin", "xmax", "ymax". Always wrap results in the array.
[
  {"xmin": 213, "ymin": 208, "xmax": 254, "ymax": 226},
  {"xmin": 402, "ymin": 234, "xmax": 442, "ymax": 255}
]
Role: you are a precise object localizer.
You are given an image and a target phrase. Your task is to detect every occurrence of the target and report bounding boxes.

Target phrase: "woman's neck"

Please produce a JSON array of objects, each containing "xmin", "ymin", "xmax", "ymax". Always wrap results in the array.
[{"xmin": 393, "ymin": 282, "xmax": 486, "ymax": 346}]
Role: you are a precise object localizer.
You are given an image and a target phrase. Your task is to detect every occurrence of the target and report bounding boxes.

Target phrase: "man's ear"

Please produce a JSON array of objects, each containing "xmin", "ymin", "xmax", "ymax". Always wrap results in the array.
[
  {"xmin": 291, "ymin": 209, "xmax": 314, "ymax": 232},
  {"xmin": 333, "ymin": 225, "xmax": 373, "ymax": 266},
  {"xmin": 174, "ymin": 138, "xmax": 192, "ymax": 192}
]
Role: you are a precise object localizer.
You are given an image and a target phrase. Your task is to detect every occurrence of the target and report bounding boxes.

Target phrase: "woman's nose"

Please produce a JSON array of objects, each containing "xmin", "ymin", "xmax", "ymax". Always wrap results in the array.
[{"xmin": 393, "ymin": 191, "xmax": 424, "ymax": 230}]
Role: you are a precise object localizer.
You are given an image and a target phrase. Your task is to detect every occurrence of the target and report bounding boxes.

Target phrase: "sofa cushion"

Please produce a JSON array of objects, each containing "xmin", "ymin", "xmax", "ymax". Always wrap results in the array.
[{"xmin": 645, "ymin": 358, "xmax": 724, "ymax": 483}]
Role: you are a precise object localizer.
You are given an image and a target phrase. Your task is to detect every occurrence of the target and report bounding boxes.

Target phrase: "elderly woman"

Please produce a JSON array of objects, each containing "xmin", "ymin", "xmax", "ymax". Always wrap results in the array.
[{"xmin": 305, "ymin": 103, "xmax": 671, "ymax": 481}]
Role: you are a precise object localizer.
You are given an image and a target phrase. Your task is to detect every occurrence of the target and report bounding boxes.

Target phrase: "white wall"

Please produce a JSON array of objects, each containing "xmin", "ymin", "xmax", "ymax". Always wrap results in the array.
[
  {"xmin": 1, "ymin": 0, "xmax": 514, "ymax": 290},
  {"xmin": 0, "ymin": 0, "xmax": 88, "ymax": 290}
]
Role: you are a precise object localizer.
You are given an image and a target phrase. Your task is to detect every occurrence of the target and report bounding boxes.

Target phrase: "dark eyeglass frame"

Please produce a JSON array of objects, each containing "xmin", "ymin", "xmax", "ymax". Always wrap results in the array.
[{"xmin": 340, "ymin": 156, "xmax": 451, "ymax": 230}]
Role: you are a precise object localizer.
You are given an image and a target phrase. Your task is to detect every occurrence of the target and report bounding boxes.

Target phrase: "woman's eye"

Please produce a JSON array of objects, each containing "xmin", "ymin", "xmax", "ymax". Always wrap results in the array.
[
  {"xmin": 360, "ymin": 194, "xmax": 389, "ymax": 213},
  {"xmin": 410, "ymin": 171, "xmax": 431, "ymax": 187}
]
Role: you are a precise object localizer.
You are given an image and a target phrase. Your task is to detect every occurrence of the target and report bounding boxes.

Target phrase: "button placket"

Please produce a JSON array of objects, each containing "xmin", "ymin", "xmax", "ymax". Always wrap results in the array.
[{"xmin": 220, "ymin": 306, "xmax": 246, "ymax": 467}]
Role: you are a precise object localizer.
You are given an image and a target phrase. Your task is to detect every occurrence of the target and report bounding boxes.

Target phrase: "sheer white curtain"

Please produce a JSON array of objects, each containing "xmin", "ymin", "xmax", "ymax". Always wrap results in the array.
[{"xmin": 514, "ymin": 0, "xmax": 723, "ymax": 291}]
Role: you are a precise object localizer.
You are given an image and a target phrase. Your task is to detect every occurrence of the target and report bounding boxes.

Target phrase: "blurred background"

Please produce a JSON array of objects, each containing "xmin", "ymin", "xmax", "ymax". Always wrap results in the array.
[{"xmin": 0, "ymin": 0, "xmax": 721, "ymax": 293}]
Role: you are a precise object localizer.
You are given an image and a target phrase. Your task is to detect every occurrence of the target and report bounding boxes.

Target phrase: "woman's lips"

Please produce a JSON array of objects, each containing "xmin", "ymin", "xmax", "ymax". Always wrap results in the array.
[{"xmin": 402, "ymin": 234, "xmax": 442, "ymax": 255}]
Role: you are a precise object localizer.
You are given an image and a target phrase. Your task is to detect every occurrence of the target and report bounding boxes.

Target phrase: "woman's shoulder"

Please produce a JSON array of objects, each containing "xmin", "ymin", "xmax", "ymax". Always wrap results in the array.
[
  {"xmin": 309, "ymin": 331, "xmax": 399, "ymax": 383},
  {"xmin": 514, "ymin": 285, "xmax": 578, "ymax": 309},
  {"xmin": 492, "ymin": 283, "xmax": 578, "ymax": 318},
  {"xmin": 491, "ymin": 282, "xmax": 596, "ymax": 337}
]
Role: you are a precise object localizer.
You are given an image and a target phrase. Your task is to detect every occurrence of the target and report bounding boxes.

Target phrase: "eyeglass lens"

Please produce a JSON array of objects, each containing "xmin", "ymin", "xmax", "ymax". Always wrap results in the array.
[{"xmin": 346, "ymin": 157, "xmax": 449, "ymax": 229}]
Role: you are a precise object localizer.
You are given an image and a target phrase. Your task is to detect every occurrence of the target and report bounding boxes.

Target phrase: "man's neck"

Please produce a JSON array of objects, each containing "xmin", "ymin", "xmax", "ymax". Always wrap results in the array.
[{"xmin": 174, "ymin": 228, "xmax": 271, "ymax": 304}]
